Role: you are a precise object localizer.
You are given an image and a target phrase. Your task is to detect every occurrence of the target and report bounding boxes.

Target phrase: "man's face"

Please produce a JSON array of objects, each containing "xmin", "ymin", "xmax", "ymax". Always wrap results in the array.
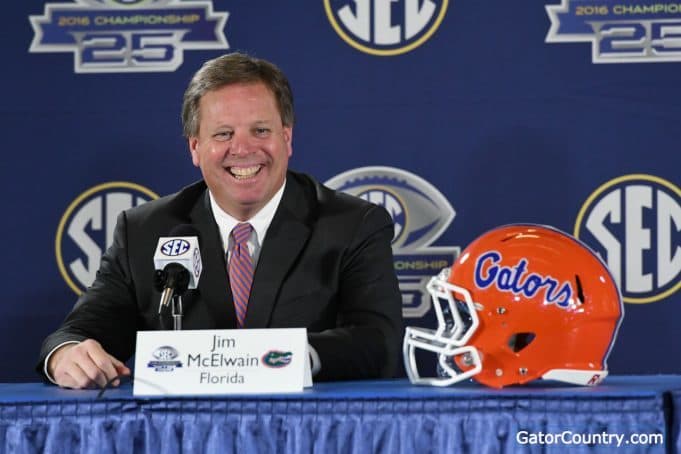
[{"xmin": 189, "ymin": 82, "xmax": 292, "ymax": 220}]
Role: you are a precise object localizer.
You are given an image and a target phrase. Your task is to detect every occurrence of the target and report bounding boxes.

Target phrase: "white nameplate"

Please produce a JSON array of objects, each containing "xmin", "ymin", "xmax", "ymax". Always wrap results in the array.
[{"xmin": 133, "ymin": 328, "xmax": 310, "ymax": 396}]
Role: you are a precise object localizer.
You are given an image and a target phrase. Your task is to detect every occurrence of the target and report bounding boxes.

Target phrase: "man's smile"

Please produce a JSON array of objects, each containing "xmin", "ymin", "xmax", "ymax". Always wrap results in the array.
[{"xmin": 227, "ymin": 165, "xmax": 263, "ymax": 180}]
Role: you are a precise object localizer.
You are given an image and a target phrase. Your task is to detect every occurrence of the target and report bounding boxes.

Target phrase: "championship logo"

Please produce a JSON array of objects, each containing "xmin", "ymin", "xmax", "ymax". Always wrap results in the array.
[
  {"xmin": 148, "ymin": 345, "xmax": 183, "ymax": 372},
  {"xmin": 546, "ymin": 0, "xmax": 681, "ymax": 63},
  {"xmin": 56, "ymin": 181, "xmax": 159, "ymax": 295},
  {"xmin": 575, "ymin": 174, "xmax": 680, "ymax": 304},
  {"xmin": 29, "ymin": 0, "xmax": 228, "ymax": 73},
  {"xmin": 326, "ymin": 166, "xmax": 459, "ymax": 317},
  {"xmin": 324, "ymin": 0, "xmax": 449, "ymax": 56}
]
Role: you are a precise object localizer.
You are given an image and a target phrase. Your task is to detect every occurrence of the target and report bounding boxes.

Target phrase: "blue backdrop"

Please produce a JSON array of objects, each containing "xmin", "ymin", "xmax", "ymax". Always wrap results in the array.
[{"xmin": 3, "ymin": 0, "xmax": 679, "ymax": 381}]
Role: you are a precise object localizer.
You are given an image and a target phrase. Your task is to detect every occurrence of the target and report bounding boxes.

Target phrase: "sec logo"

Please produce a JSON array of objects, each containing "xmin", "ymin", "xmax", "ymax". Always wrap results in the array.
[
  {"xmin": 56, "ymin": 181, "xmax": 158, "ymax": 295},
  {"xmin": 324, "ymin": 0, "xmax": 449, "ymax": 56},
  {"xmin": 574, "ymin": 174, "xmax": 680, "ymax": 304},
  {"xmin": 153, "ymin": 345, "xmax": 179, "ymax": 361},
  {"xmin": 161, "ymin": 239, "xmax": 190, "ymax": 257},
  {"xmin": 325, "ymin": 166, "xmax": 454, "ymax": 248}
]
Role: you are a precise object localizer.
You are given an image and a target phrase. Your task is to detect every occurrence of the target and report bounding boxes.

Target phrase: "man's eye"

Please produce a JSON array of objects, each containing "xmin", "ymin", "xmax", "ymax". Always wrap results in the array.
[
  {"xmin": 254, "ymin": 127, "xmax": 270, "ymax": 136},
  {"xmin": 214, "ymin": 131, "xmax": 232, "ymax": 140}
]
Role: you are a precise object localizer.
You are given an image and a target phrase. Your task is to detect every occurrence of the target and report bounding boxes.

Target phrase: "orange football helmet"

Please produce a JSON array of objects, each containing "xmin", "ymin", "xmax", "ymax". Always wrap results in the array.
[{"xmin": 403, "ymin": 224, "xmax": 624, "ymax": 388}]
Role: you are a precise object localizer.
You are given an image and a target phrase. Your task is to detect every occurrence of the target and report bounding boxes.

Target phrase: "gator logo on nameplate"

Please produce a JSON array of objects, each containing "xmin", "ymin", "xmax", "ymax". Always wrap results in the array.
[
  {"xmin": 262, "ymin": 350, "xmax": 293, "ymax": 368},
  {"xmin": 324, "ymin": 0, "xmax": 449, "ymax": 56},
  {"xmin": 326, "ymin": 166, "xmax": 459, "ymax": 318},
  {"xmin": 546, "ymin": 0, "xmax": 681, "ymax": 63},
  {"xmin": 574, "ymin": 174, "xmax": 681, "ymax": 304},
  {"xmin": 56, "ymin": 181, "xmax": 159, "ymax": 295},
  {"xmin": 29, "ymin": 0, "xmax": 228, "ymax": 73}
]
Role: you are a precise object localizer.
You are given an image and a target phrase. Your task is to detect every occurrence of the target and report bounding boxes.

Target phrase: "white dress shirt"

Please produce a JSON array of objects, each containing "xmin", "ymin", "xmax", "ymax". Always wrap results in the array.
[{"xmin": 209, "ymin": 180, "xmax": 286, "ymax": 267}]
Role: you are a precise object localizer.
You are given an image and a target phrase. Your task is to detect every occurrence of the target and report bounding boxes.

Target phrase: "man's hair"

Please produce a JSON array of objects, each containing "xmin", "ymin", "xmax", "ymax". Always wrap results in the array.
[{"xmin": 181, "ymin": 52, "xmax": 294, "ymax": 138}]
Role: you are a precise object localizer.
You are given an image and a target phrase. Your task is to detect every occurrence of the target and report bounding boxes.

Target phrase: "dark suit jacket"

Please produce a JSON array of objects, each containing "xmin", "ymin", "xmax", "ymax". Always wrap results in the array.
[{"xmin": 39, "ymin": 171, "xmax": 403, "ymax": 381}]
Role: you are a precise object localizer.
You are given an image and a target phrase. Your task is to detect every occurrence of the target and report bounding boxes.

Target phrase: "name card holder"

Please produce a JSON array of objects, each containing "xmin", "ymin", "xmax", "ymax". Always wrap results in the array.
[{"xmin": 133, "ymin": 328, "xmax": 311, "ymax": 396}]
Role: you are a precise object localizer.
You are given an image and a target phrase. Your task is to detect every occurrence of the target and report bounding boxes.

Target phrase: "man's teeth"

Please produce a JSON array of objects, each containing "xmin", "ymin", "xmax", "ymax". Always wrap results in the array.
[{"xmin": 229, "ymin": 165, "xmax": 261, "ymax": 179}]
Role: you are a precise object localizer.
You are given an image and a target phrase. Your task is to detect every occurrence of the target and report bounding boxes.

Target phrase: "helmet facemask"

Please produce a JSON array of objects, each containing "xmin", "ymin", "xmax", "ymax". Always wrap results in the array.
[{"xmin": 403, "ymin": 268, "xmax": 482, "ymax": 386}]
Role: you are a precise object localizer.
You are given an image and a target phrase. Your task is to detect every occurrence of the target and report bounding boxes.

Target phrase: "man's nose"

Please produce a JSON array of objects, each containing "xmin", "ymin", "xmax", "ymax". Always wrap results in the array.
[{"xmin": 229, "ymin": 131, "xmax": 251, "ymax": 156}]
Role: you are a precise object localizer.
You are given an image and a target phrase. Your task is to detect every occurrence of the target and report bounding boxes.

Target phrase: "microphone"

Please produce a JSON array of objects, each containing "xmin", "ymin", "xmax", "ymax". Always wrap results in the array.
[{"xmin": 153, "ymin": 225, "xmax": 202, "ymax": 314}]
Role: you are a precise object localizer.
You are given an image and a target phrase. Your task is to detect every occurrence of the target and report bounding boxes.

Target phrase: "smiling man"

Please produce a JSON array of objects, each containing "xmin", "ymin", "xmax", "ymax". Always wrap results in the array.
[
  {"xmin": 188, "ymin": 82, "xmax": 292, "ymax": 221},
  {"xmin": 38, "ymin": 53, "xmax": 403, "ymax": 389}
]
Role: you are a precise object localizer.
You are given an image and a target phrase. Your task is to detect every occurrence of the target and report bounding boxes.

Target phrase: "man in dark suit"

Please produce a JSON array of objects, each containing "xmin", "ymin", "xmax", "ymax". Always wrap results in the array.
[{"xmin": 39, "ymin": 53, "xmax": 402, "ymax": 388}]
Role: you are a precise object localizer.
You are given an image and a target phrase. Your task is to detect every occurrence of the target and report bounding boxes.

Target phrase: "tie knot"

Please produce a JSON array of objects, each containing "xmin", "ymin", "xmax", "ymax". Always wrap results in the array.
[{"xmin": 231, "ymin": 223, "xmax": 252, "ymax": 244}]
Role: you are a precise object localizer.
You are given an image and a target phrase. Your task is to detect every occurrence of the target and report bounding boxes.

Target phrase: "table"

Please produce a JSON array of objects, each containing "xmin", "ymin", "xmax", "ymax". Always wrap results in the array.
[{"xmin": 1, "ymin": 376, "xmax": 679, "ymax": 453}]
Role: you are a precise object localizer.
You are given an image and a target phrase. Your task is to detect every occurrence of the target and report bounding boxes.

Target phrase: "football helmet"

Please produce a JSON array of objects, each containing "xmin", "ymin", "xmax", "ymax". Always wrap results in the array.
[{"xmin": 403, "ymin": 224, "xmax": 623, "ymax": 388}]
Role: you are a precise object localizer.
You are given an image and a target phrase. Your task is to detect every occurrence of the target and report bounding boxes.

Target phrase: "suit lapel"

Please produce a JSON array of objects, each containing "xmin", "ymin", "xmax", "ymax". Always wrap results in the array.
[
  {"xmin": 190, "ymin": 190, "xmax": 238, "ymax": 328},
  {"xmin": 244, "ymin": 177, "xmax": 311, "ymax": 328}
]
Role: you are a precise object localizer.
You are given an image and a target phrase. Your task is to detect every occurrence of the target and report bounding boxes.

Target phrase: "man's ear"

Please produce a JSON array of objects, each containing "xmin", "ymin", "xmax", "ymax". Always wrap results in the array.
[
  {"xmin": 283, "ymin": 126, "xmax": 293, "ymax": 158},
  {"xmin": 188, "ymin": 137, "xmax": 200, "ymax": 167}
]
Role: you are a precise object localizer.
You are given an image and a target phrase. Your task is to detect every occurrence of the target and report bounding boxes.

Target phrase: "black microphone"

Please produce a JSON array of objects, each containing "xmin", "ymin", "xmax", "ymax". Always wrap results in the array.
[{"xmin": 153, "ymin": 225, "xmax": 202, "ymax": 315}]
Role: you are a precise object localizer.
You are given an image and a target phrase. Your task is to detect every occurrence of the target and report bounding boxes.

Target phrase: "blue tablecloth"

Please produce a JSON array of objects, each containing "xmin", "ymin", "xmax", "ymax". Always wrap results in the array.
[{"xmin": 1, "ymin": 376, "xmax": 679, "ymax": 453}]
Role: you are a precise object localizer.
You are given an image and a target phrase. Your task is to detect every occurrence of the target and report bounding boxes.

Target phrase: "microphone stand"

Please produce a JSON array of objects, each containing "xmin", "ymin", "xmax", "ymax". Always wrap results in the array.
[
  {"xmin": 154, "ymin": 265, "xmax": 190, "ymax": 331},
  {"xmin": 171, "ymin": 295, "xmax": 183, "ymax": 331}
]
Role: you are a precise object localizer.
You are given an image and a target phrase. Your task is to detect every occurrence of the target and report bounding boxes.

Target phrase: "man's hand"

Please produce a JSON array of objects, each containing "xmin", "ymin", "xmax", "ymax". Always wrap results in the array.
[{"xmin": 48, "ymin": 339, "xmax": 131, "ymax": 389}]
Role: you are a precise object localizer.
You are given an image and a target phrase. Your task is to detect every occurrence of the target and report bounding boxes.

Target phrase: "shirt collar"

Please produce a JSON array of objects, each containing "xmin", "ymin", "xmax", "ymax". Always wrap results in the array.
[{"xmin": 209, "ymin": 180, "xmax": 286, "ymax": 253}]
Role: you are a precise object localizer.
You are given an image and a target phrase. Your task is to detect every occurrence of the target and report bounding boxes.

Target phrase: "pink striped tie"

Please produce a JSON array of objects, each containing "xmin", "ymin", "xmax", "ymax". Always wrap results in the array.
[{"xmin": 229, "ymin": 223, "xmax": 253, "ymax": 328}]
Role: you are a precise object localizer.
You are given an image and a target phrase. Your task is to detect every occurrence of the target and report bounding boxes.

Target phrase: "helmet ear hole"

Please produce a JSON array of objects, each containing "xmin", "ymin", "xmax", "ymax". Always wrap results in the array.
[
  {"xmin": 508, "ymin": 332, "xmax": 536, "ymax": 353},
  {"xmin": 575, "ymin": 274, "xmax": 585, "ymax": 304}
]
